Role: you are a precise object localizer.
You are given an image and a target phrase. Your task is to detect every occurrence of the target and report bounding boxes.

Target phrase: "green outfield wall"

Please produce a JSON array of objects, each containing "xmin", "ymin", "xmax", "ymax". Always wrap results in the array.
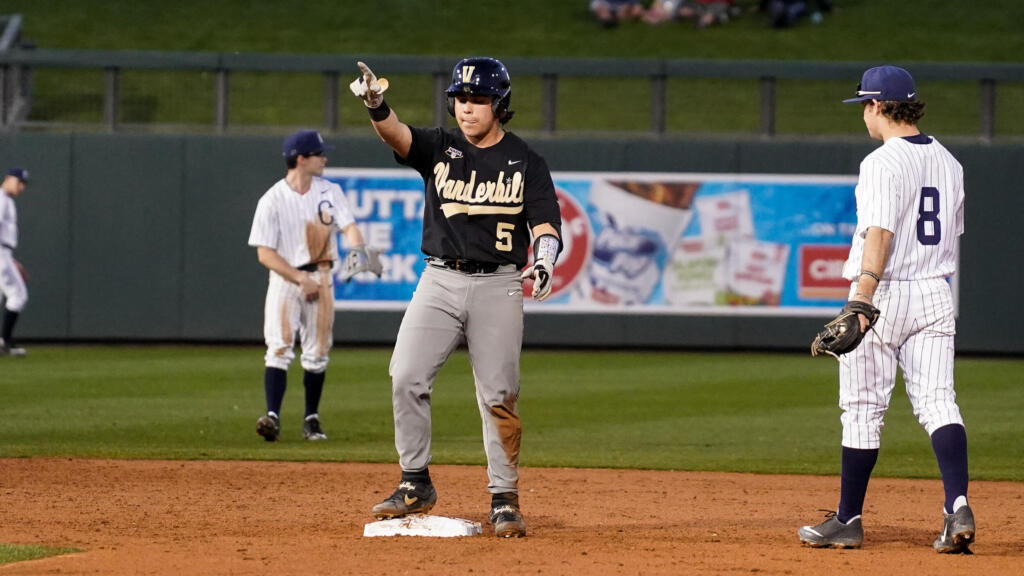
[{"xmin": 1, "ymin": 133, "xmax": 1018, "ymax": 353}]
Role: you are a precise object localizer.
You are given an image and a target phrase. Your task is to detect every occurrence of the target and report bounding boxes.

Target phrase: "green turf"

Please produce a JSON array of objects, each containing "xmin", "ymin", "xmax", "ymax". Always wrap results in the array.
[
  {"xmin": 1, "ymin": 346, "xmax": 1020, "ymax": 481},
  {"xmin": 0, "ymin": 544, "xmax": 80, "ymax": 566},
  {"xmin": 4, "ymin": 0, "xmax": 1022, "ymax": 135}
]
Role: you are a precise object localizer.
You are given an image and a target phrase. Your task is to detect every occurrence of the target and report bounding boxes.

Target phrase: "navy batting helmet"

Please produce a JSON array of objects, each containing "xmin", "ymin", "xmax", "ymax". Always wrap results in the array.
[{"xmin": 445, "ymin": 57, "xmax": 515, "ymax": 124}]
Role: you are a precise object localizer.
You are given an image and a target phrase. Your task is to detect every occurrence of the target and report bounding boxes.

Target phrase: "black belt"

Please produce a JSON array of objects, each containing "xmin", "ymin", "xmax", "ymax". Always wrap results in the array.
[
  {"xmin": 298, "ymin": 262, "xmax": 329, "ymax": 272},
  {"xmin": 434, "ymin": 258, "xmax": 500, "ymax": 274}
]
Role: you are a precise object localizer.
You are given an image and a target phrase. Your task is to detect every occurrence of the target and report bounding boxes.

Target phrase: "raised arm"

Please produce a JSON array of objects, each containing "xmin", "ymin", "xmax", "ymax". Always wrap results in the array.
[{"xmin": 350, "ymin": 61, "xmax": 413, "ymax": 159}]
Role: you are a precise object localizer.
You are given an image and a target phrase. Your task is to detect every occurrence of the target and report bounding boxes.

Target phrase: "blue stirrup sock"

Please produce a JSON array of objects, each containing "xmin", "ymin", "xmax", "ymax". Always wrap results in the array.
[
  {"xmin": 264, "ymin": 367, "xmax": 287, "ymax": 416},
  {"xmin": 930, "ymin": 423, "xmax": 969, "ymax": 513},
  {"xmin": 1, "ymin": 308, "xmax": 18, "ymax": 343},
  {"xmin": 303, "ymin": 370, "xmax": 326, "ymax": 417},
  {"xmin": 837, "ymin": 446, "xmax": 879, "ymax": 523}
]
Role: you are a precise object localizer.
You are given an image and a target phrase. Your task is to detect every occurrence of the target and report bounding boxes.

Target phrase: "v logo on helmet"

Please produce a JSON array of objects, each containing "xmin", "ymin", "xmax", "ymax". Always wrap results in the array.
[{"xmin": 461, "ymin": 66, "xmax": 476, "ymax": 83}]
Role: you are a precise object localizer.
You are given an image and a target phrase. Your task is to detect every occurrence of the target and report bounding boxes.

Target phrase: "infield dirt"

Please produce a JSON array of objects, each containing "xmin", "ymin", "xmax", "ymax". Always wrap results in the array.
[{"xmin": 1, "ymin": 459, "xmax": 1021, "ymax": 574}]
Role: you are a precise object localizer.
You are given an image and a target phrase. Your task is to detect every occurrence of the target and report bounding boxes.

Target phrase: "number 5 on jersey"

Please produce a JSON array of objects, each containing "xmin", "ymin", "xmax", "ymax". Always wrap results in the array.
[{"xmin": 496, "ymin": 222, "xmax": 514, "ymax": 252}]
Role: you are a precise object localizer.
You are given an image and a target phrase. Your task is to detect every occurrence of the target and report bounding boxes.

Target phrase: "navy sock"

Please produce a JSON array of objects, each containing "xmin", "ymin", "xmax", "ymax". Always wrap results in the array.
[
  {"xmin": 264, "ymin": 367, "xmax": 287, "ymax": 415},
  {"xmin": 837, "ymin": 446, "xmax": 879, "ymax": 523},
  {"xmin": 1, "ymin": 308, "xmax": 18, "ymax": 343},
  {"xmin": 303, "ymin": 370, "xmax": 325, "ymax": 417},
  {"xmin": 930, "ymin": 423, "xmax": 969, "ymax": 513}
]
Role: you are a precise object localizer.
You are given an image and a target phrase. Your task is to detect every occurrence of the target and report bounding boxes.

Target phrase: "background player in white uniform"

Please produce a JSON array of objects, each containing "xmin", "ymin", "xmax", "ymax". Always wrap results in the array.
[
  {"xmin": 350, "ymin": 57, "xmax": 562, "ymax": 537},
  {"xmin": 249, "ymin": 130, "xmax": 376, "ymax": 442},
  {"xmin": 799, "ymin": 66, "xmax": 973, "ymax": 553},
  {"xmin": 0, "ymin": 168, "xmax": 30, "ymax": 357}
]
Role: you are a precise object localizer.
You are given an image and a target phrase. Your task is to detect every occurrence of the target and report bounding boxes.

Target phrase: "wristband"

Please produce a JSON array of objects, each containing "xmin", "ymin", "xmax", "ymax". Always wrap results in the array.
[
  {"xmin": 860, "ymin": 270, "xmax": 881, "ymax": 282},
  {"xmin": 533, "ymin": 234, "xmax": 560, "ymax": 265},
  {"xmin": 368, "ymin": 99, "xmax": 391, "ymax": 122}
]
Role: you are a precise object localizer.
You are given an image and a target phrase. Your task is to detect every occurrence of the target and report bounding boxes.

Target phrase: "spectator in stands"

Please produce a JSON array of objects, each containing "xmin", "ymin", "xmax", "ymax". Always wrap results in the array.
[
  {"xmin": 760, "ymin": 0, "xmax": 832, "ymax": 28},
  {"xmin": 643, "ymin": 1, "xmax": 737, "ymax": 28},
  {"xmin": 590, "ymin": 0, "xmax": 646, "ymax": 28}
]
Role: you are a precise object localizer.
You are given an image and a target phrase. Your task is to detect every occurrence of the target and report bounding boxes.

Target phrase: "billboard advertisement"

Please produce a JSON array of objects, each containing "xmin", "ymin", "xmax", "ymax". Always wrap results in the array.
[{"xmin": 325, "ymin": 168, "xmax": 862, "ymax": 317}]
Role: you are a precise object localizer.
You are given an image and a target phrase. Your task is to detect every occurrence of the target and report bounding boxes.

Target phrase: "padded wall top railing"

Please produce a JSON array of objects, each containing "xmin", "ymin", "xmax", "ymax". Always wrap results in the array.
[{"xmin": 2, "ymin": 48, "xmax": 1022, "ymax": 140}]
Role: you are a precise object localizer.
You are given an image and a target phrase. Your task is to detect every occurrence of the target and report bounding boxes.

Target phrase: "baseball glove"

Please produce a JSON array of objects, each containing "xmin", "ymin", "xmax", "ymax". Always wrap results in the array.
[
  {"xmin": 810, "ymin": 301, "xmax": 881, "ymax": 360},
  {"xmin": 339, "ymin": 245, "xmax": 383, "ymax": 282}
]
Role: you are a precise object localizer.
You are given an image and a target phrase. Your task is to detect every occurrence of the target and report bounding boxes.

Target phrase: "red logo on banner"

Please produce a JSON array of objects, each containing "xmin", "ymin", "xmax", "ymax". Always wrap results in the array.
[
  {"xmin": 799, "ymin": 245, "xmax": 851, "ymax": 300},
  {"xmin": 523, "ymin": 187, "xmax": 591, "ymax": 300}
]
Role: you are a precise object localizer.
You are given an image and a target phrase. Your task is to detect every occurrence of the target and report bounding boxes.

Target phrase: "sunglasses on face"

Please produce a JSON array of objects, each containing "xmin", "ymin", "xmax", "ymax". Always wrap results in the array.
[{"xmin": 302, "ymin": 150, "xmax": 324, "ymax": 158}]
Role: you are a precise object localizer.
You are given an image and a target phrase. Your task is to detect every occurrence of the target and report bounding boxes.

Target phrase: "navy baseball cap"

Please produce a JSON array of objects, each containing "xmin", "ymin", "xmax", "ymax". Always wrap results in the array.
[
  {"xmin": 6, "ymin": 167, "xmax": 29, "ymax": 182},
  {"xmin": 842, "ymin": 66, "xmax": 917, "ymax": 103},
  {"xmin": 281, "ymin": 130, "xmax": 334, "ymax": 157}
]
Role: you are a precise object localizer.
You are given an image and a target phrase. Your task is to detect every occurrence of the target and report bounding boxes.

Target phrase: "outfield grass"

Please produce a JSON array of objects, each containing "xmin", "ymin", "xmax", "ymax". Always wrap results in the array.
[
  {"xmin": 0, "ymin": 544, "xmax": 80, "ymax": 566},
  {"xmin": 1, "ymin": 346, "xmax": 1020, "ymax": 481},
  {"xmin": 6, "ymin": 0, "xmax": 1023, "ymax": 135}
]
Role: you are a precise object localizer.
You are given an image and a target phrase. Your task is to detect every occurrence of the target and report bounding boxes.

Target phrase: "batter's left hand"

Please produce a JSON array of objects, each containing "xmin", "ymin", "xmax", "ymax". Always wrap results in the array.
[{"xmin": 521, "ymin": 259, "xmax": 553, "ymax": 301}]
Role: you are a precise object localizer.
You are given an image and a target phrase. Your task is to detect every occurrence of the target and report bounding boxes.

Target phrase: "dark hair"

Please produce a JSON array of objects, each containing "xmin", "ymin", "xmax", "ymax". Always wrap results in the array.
[
  {"xmin": 879, "ymin": 100, "xmax": 926, "ymax": 125},
  {"xmin": 285, "ymin": 155, "xmax": 298, "ymax": 169}
]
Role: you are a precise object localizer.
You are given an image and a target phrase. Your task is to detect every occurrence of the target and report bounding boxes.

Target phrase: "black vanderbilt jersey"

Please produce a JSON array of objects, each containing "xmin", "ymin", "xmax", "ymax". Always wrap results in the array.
[{"xmin": 397, "ymin": 126, "xmax": 562, "ymax": 269}]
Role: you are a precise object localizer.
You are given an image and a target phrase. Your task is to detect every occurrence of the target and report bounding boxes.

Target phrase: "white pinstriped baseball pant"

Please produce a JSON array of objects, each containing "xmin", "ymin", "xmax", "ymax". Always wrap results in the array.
[
  {"xmin": 839, "ymin": 278, "xmax": 963, "ymax": 449},
  {"xmin": 262, "ymin": 266, "xmax": 333, "ymax": 373},
  {"xmin": 0, "ymin": 248, "xmax": 27, "ymax": 312}
]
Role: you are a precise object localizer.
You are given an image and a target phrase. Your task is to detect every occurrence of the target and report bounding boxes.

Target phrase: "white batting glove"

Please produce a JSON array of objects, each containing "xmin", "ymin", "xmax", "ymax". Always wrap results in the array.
[
  {"xmin": 349, "ymin": 61, "xmax": 389, "ymax": 108},
  {"xmin": 520, "ymin": 259, "xmax": 554, "ymax": 301}
]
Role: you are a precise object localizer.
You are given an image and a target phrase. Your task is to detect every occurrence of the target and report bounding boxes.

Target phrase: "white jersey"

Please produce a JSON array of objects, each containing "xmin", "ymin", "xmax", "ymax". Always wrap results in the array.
[
  {"xmin": 248, "ymin": 176, "xmax": 356, "ymax": 268},
  {"xmin": 0, "ymin": 191, "xmax": 17, "ymax": 250},
  {"xmin": 0, "ymin": 190, "xmax": 26, "ymax": 312},
  {"xmin": 843, "ymin": 134, "xmax": 964, "ymax": 281}
]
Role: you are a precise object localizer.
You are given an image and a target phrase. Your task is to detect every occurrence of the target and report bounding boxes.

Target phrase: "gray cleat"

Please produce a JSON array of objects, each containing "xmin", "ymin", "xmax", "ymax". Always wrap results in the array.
[
  {"xmin": 491, "ymin": 504, "xmax": 527, "ymax": 538},
  {"xmin": 371, "ymin": 481, "xmax": 437, "ymax": 519},
  {"xmin": 934, "ymin": 505, "xmax": 975, "ymax": 554},
  {"xmin": 798, "ymin": 512, "xmax": 863, "ymax": 549},
  {"xmin": 302, "ymin": 415, "xmax": 327, "ymax": 441},
  {"xmin": 490, "ymin": 492, "xmax": 527, "ymax": 538},
  {"xmin": 256, "ymin": 413, "xmax": 280, "ymax": 442},
  {"xmin": 0, "ymin": 339, "xmax": 26, "ymax": 358}
]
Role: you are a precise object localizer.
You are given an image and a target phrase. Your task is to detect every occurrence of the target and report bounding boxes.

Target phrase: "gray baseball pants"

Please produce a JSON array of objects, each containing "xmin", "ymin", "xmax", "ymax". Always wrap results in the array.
[{"xmin": 389, "ymin": 262, "xmax": 524, "ymax": 493}]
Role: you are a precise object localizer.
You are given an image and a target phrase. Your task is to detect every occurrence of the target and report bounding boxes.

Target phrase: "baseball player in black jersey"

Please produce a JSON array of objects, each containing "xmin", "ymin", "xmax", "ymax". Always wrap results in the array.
[{"xmin": 350, "ymin": 57, "xmax": 562, "ymax": 537}]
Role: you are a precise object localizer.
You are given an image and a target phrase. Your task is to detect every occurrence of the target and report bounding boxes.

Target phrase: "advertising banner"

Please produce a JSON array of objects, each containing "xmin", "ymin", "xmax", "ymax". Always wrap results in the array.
[{"xmin": 326, "ymin": 168, "xmax": 863, "ymax": 316}]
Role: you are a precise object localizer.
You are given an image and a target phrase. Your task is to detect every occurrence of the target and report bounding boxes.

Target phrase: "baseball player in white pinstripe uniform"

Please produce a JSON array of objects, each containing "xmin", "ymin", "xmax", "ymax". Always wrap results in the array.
[
  {"xmin": 0, "ymin": 168, "xmax": 30, "ymax": 357},
  {"xmin": 799, "ymin": 66, "xmax": 973, "ymax": 553},
  {"xmin": 249, "ymin": 130, "xmax": 378, "ymax": 442}
]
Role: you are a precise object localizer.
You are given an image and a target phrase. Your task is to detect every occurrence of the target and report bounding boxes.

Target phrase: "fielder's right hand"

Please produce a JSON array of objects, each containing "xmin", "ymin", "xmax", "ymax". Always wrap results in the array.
[
  {"xmin": 298, "ymin": 273, "xmax": 320, "ymax": 302},
  {"xmin": 349, "ymin": 62, "xmax": 389, "ymax": 108}
]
